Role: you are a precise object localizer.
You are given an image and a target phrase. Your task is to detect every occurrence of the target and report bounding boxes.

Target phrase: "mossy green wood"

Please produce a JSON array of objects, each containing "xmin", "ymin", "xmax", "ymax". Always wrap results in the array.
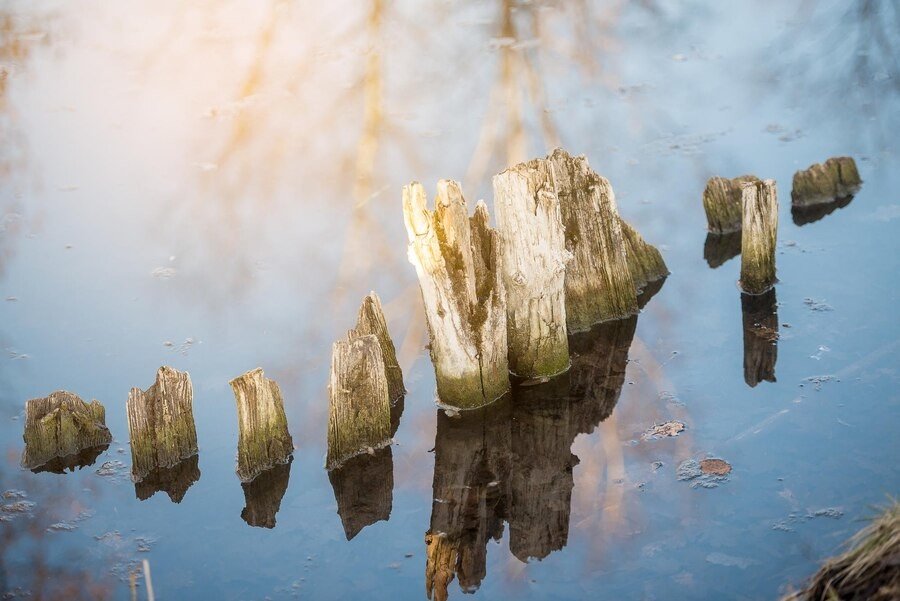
[
  {"xmin": 21, "ymin": 391, "xmax": 112, "ymax": 470},
  {"xmin": 352, "ymin": 291, "xmax": 406, "ymax": 403},
  {"xmin": 493, "ymin": 158, "xmax": 571, "ymax": 378},
  {"xmin": 702, "ymin": 175, "xmax": 760, "ymax": 233},
  {"xmin": 403, "ymin": 181, "xmax": 509, "ymax": 409},
  {"xmin": 126, "ymin": 366, "xmax": 198, "ymax": 482},
  {"xmin": 791, "ymin": 157, "xmax": 861, "ymax": 207},
  {"xmin": 231, "ymin": 368, "xmax": 294, "ymax": 483},
  {"xmin": 327, "ymin": 334, "xmax": 392, "ymax": 470},
  {"xmin": 739, "ymin": 180, "xmax": 779, "ymax": 295}
]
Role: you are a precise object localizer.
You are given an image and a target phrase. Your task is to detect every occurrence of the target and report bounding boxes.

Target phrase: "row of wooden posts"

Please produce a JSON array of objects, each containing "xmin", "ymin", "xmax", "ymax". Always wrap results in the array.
[{"xmin": 20, "ymin": 151, "xmax": 860, "ymax": 483}]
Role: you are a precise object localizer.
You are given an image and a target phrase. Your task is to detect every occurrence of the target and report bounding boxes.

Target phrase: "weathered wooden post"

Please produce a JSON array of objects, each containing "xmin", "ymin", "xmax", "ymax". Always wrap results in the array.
[
  {"xmin": 352, "ymin": 291, "xmax": 405, "ymax": 403},
  {"xmin": 702, "ymin": 175, "xmax": 760, "ymax": 233},
  {"xmin": 741, "ymin": 289, "xmax": 779, "ymax": 387},
  {"xmin": 230, "ymin": 368, "xmax": 294, "ymax": 482},
  {"xmin": 547, "ymin": 149, "xmax": 637, "ymax": 328},
  {"xmin": 241, "ymin": 459, "xmax": 292, "ymax": 529},
  {"xmin": 493, "ymin": 159, "xmax": 571, "ymax": 378},
  {"xmin": 739, "ymin": 179, "xmax": 778, "ymax": 295},
  {"xmin": 127, "ymin": 366, "xmax": 198, "ymax": 483},
  {"xmin": 791, "ymin": 157, "xmax": 861, "ymax": 207},
  {"xmin": 403, "ymin": 180, "xmax": 509, "ymax": 408},
  {"xmin": 327, "ymin": 334, "xmax": 392, "ymax": 469},
  {"xmin": 21, "ymin": 391, "xmax": 112, "ymax": 471}
]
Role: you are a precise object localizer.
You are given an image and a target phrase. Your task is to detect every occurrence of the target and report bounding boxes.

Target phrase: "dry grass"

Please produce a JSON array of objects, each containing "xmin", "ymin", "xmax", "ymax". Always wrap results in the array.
[{"xmin": 783, "ymin": 501, "xmax": 900, "ymax": 601}]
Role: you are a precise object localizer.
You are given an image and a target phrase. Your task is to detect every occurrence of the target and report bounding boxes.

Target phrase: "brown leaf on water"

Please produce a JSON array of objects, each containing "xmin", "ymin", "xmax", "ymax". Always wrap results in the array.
[{"xmin": 700, "ymin": 458, "xmax": 732, "ymax": 476}]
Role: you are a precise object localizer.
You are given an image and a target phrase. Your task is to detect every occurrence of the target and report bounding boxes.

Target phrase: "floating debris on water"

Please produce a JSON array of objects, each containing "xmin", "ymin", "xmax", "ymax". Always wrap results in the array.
[
  {"xmin": 659, "ymin": 391, "xmax": 684, "ymax": 406},
  {"xmin": 47, "ymin": 521, "xmax": 78, "ymax": 532},
  {"xmin": 801, "ymin": 375, "xmax": 839, "ymax": 391},
  {"xmin": 803, "ymin": 298, "xmax": 833, "ymax": 312},
  {"xmin": 151, "ymin": 266, "xmax": 177, "ymax": 279},
  {"xmin": 706, "ymin": 552, "xmax": 757, "ymax": 569},
  {"xmin": 772, "ymin": 507, "xmax": 844, "ymax": 532},
  {"xmin": 677, "ymin": 458, "xmax": 731, "ymax": 488},
  {"xmin": 96, "ymin": 460, "xmax": 128, "ymax": 480},
  {"xmin": 0, "ymin": 491, "xmax": 36, "ymax": 520},
  {"xmin": 651, "ymin": 461, "xmax": 664, "ymax": 472},
  {"xmin": 810, "ymin": 345, "xmax": 830, "ymax": 360},
  {"xmin": 643, "ymin": 421, "xmax": 685, "ymax": 440}
]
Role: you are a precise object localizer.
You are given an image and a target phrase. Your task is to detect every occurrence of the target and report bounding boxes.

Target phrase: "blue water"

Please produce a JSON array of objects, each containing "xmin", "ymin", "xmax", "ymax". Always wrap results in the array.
[{"xmin": 1, "ymin": 1, "xmax": 898, "ymax": 599}]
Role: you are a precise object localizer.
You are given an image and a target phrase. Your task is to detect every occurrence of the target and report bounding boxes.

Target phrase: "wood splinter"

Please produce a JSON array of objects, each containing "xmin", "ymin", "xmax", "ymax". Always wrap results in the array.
[
  {"xmin": 327, "ymin": 334, "xmax": 392, "ymax": 470},
  {"xmin": 21, "ymin": 391, "xmax": 112, "ymax": 471},
  {"xmin": 739, "ymin": 179, "xmax": 778, "ymax": 295},
  {"xmin": 493, "ymin": 159, "xmax": 571, "ymax": 378},
  {"xmin": 403, "ymin": 180, "xmax": 509, "ymax": 408},
  {"xmin": 231, "ymin": 368, "xmax": 294, "ymax": 483},
  {"xmin": 127, "ymin": 366, "xmax": 198, "ymax": 483}
]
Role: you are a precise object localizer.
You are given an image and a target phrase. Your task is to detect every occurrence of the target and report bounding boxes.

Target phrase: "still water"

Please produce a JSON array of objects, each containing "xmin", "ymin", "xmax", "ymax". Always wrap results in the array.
[{"xmin": 1, "ymin": 1, "xmax": 898, "ymax": 599}]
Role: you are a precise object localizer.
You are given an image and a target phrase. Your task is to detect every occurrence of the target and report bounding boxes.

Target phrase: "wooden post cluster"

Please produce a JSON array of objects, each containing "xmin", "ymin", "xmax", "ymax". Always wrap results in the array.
[
  {"xmin": 127, "ymin": 366, "xmax": 199, "ymax": 483},
  {"xmin": 403, "ymin": 180, "xmax": 509, "ymax": 408},
  {"xmin": 231, "ymin": 368, "xmax": 294, "ymax": 483},
  {"xmin": 739, "ymin": 179, "xmax": 779, "ymax": 294},
  {"xmin": 21, "ymin": 391, "xmax": 112, "ymax": 471}
]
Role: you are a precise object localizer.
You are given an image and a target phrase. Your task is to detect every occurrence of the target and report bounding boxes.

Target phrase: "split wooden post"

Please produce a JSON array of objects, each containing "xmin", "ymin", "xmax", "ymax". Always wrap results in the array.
[
  {"xmin": 126, "ymin": 367, "xmax": 198, "ymax": 483},
  {"xmin": 739, "ymin": 179, "xmax": 778, "ymax": 295},
  {"xmin": 21, "ymin": 391, "xmax": 112, "ymax": 471},
  {"xmin": 791, "ymin": 157, "xmax": 861, "ymax": 207},
  {"xmin": 403, "ymin": 180, "xmax": 509, "ymax": 408},
  {"xmin": 493, "ymin": 159, "xmax": 571, "ymax": 378},
  {"xmin": 547, "ymin": 149, "xmax": 637, "ymax": 329},
  {"xmin": 702, "ymin": 175, "xmax": 760, "ymax": 233},
  {"xmin": 352, "ymin": 291, "xmax": 405, "ymax": 403},
  {"xmin": 230, "ymin": 368, "xmax": 294, "ymax": 483},
  {"xmin": 327, "ymin": 334, "xmax": 392, "ymax": 470}
]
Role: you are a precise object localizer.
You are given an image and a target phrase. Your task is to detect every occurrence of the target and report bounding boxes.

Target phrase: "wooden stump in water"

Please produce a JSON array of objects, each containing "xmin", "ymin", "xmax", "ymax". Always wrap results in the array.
[
  {"xmin": 21, "ymin": 391, "xmax": 112, "ymax": 471},
  {"xmin": 739, "ymin": 179, "xmax": 778, "ymax": 295},
  {"xmin": 328, "ymin": 446, "xmax": 393, "ymax": 540},
  {"xmin": 327, "ymin": 334, "xmax": 391, "ymax": 470},
  {"xmin": 547, "ymin": 149, "xmax": 637, "ymax": 329},
  {"xmin": 126, "ymin": 367, "xmax": 198, "ymax": 483},
  {"xmin": 241, "ymin": 459, "xmax": 292, "ymax": 529},
  {"xmin": 791, "ymin": 157, "xmax": 861, "ymax": 207},
  {"xmin": 742, "ymin": 289, "xmax": 779, "ymax": 387},
  {"xmin": 134, "ymin": 454, "xmax": 201, "ymax": 504},
  {"xmin": 352, "ymin": 291, "xmax": 405, "ymax": 403},
  {"xmin": 493, "ymin": 159, "xmax": 571, "ymax": 378},
  {"xmin": 702, "ymin": 175, "xmax": 760, "ymax": 233},
  {"xmin": 230, "ymin": 368, "xmax": 294, "ymax": 483},
  {"xmin": 402, "ymin": 181, "xmax": 509, "ymax": 408}
]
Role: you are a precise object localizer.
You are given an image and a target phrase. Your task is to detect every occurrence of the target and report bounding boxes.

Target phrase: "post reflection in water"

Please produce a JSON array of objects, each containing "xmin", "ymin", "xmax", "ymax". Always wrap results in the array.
[
  {"xmin": 425, "ymin": 311, "xmax": 638, "ymax": 600},
  {"xmin": 703, "ymin": 231, "xmax": 742, "ymax": 269},
  {"xmin": 29, "ymin": 444, "xmax": 109, "ymax": 475},
  {"xmin": 741, "ymin": 288, "xmax": 779, "ymax": 387},
  {"xmin": 134, "ymin": 454, "xmax": 201, "ymax": 504},
  {"xmin": 240, "ymin": 458, "xmax": 292, "ymax": 529},
  {"xmin": 791, "ymin": 195, "xmax": 854, "ymax": 226}
]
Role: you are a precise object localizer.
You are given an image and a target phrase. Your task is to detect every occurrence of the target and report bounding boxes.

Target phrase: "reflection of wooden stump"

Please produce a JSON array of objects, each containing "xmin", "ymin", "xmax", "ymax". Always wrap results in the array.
[
  {"xmin": 619, "ymin": 219, "xmax": 669, "ymax": 296},
  {"xmin": 791, "ymin": 195, "xmax": 854, "ymax": 226},
  {"xmin": 126, "ymin": 367, "xmax": 198, "ymax": 483},
  {"xmin": 494, "ymin": 159, "xmax": 571, "ymax": 378},
  {"xmin": 740, "ymin": 180, "xmax": 779, "ymax": 295},
  {"xmin": 704, "ymin": 231, "xmax": 742, "ymax": 269},
  {"xmin": 328, "ymin": 447, "xmax": 392, "ymax": 540},
  {"xmin": 791, "ymin": 157, "xmax": 861, "ymax": 207},
  {"xmin": 21, "ymin": 391, "xmax": 112, "ymax": 471},
  {"xmin": 702, "ymin": 175, "xmax": 759, "ymax": 233},
  {"xmin": 241, "ymin": 458, "xmax": 292, "ymax": 529},
  {"xmin": 134, "ymin": 454, "xmax": 200, "ymax": 504},
  {"xmin": 426, "ymin": 399, "xmax": 511, "ymax": 600},
  {"xmin": 403, "ymin": 181, "xmax": 509, "ymax": 409},
  {"xmin": 230, "ymin": 368, "xmax": 293, "ymax": 483},
  {"xmin": 742, "ymin": 289, "xmax": 779, "ymax": 387},
  {"xmin": 30, "ymin": 444, "xmax": 108, "ymax": 474},
  {"xmin": 509, "ymin": 381, "xmax": 578, "ymax": 562}
]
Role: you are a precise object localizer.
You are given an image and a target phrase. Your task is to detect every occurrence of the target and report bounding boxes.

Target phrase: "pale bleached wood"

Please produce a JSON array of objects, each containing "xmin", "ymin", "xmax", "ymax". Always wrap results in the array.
[
  {"xmin": 352, "ymin": 291, "xmax": 405, "ymax": 403},
  {"xmin": 127, "ymin": 367, "xmax": 198, "ymax": 482},
  {"xmin": 327, "ymin": 334, "xmax": 392, "ymax": 470},
  {"xmin": 21, "ymin": 391, "xmax": 112, "ymax": 470},
  {"xmin": 740, "ymin": 179, "xmax": 779, "ymax": 295},
  {"xmin": 702, "ymin": 175, "xmax": 760, "ymax": 233},
  {"xmin": 791, "ymin": 157, "xmax": 861, "ymax": 207},
  {"xmin": 547, "ymin": 149, "xmax": 637, "ymax": 330},
  {"xmin": 403, "ymin": 181, "xmax": 509, "ymax": 408},
  {"xmin": 230, "ymin": 368, "xmax": 294, "ymax": 483},
  {"xmin": 493, "ymin": 159, "xmax": 571, "ymax": 378}
]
